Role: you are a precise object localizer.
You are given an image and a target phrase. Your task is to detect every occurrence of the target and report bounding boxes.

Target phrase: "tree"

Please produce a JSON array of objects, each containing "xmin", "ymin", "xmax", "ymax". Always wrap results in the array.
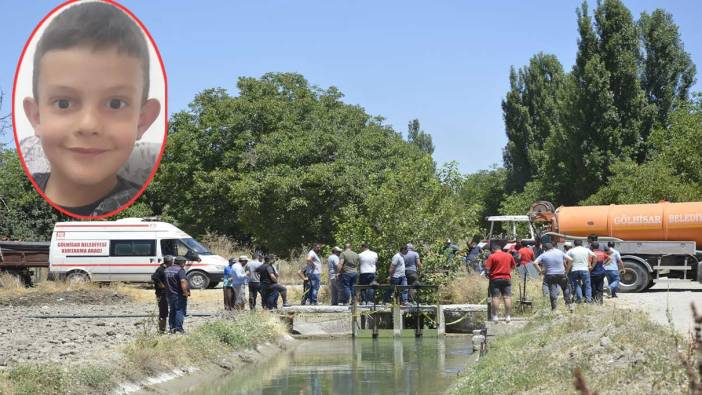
[
  {"xmin": 594, "ymin": 0, "xmax": 653, "ymax": 157},
  {"xmin": 502, "ymin": 53, "xmax": 566, "ymax": 192},
  {"xmin": 542, "ymin": 3, "xmax": 620, "ymax": 204},
  {"xmin": 585, "ymin": 96, "xmax": 702, "ymax": 205},
  {"xmin": 0, "ymin": 151, "xmax": 66, "ymax": 240},
  {"xmin": 151, "ymin": 73, "xmax": 429, "ymax": 254},
  {"xmin": 406, "ymin": 119, "xmax": 434, "ymax": 155},
  {"xmin": 334, "ymin": 158, "xmax": 479, "ymax": 282},
  {"xmin": 639, "ymin": 9, "xmax": 697, "ymax": 128}
]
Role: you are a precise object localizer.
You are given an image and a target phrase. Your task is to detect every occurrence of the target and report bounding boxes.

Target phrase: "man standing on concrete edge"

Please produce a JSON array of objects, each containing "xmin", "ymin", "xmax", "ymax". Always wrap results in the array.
[
  {"xmin": 566, "ymin": 239, "xmax": 595, "ymax": 303},
  {"xmin": 338, "ymin": 243, "xmax": 360, "ymax": 305},
  {"xmin": 534, "ymin": 243, "xmax": 573, "ymax": 310},
  {"xmin": 151, "ymin": 255, "xmax": 173, "ymax": 333},
  {"xmin": 165, "ymin": 256, "xmax": 190, "ymax": 333},
  {"xmin": 384, "ymin": 245, "xmax": 408, "ymax": 305},
  {"xmin": 358, "ymin": 243, "xmax": 379, "ymax": 305},
  {"xmin": 327, "ymin": 246, "xmax": 342, "ymax": 305},
  {"xmin": 404, "ymin": 243, "xmax": 422, "ymax": 302},
  {"xmin": 246, "ymin": 253, "xmax": 264, "ymax": 309},
  {"xmin": 305, "ymin": 244, "xmax": 322, "ymax": 305},
  {"xmin": 483, "ymin": 242, "xmax": 516, "ymax": 322}
]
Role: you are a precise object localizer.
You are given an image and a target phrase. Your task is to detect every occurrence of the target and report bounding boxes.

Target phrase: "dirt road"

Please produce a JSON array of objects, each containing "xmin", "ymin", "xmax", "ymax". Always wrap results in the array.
[{"xmin": 614, "ymin": 278, "xmax": 702, "ymax": 336}]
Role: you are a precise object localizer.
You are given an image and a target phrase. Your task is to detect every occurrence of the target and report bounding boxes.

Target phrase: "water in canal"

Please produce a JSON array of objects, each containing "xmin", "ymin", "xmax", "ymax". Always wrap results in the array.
[{"xmin": 191, "ymin": 336, "xmax": 473, "ymax": 395}]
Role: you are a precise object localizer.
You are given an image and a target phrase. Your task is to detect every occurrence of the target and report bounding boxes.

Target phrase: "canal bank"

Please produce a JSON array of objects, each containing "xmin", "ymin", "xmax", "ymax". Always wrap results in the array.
[{"xmin": 448, "ymin": 304, "xmax": 689, "ymax": 394}]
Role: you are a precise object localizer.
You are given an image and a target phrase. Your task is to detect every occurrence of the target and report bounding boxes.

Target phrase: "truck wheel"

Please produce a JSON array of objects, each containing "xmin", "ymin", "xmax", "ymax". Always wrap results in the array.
[
  {"xmin": 66, "ymin": 271, "xmax": 90, "ymax": 284},
  {"xmin": 187, "ymin": 271, "xmax": 210, "ymax": 289},
  {"xmin": 619, "ymin": 260, "xmax": 650, "ymax": 293}
]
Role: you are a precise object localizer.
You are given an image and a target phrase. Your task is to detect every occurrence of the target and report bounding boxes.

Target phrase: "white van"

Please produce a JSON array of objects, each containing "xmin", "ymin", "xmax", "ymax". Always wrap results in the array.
[{"xmin": 49, "ymin": 218, "xmax": 227, "ymax": 289}]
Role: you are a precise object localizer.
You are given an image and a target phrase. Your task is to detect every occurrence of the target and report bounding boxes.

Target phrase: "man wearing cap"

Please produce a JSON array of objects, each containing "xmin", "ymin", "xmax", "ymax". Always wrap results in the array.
[
  {"xmin": 246, "ymin": 253, "xmax": 264, "ymax": 310},
  {"xmin": 165, "ymin": 256, "xmax": 190, "ymax": 333},
  {"xmin": 223, "ymin": 258, "xmax": 236, "ymax": 310},
  {"xmin": 327, "ymin": 247, "xmax": 342, "ymax": 305},
  {"xmin": 233, "ymin": 256, "xmax": 249, "ymax": 310},
  {"xmin": 151, "ymin": 255, "xmax": 173, "ymax": 333}
]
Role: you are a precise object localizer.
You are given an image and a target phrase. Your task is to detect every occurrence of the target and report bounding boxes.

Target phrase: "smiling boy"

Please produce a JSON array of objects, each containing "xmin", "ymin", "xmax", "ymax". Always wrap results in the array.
[{"xmin": 22, "ymin": 1, "xmax": 160, "ymax": 216}]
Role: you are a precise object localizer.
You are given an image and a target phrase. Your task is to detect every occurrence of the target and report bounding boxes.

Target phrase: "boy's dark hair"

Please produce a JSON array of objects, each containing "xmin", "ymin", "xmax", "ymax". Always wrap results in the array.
[
  {"xmin": 33, "ymin": 2, "xmax": 150, "ymax": 101},
  {"xmin": 574, "ymin": 239, "xmax": 583, "ymax": 246}
]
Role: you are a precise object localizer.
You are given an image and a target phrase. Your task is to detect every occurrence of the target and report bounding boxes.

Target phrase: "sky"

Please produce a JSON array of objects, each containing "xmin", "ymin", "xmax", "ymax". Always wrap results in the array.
[{"xmin": 1, "ymin": 0, "xmax": 700, "ymax": 174}]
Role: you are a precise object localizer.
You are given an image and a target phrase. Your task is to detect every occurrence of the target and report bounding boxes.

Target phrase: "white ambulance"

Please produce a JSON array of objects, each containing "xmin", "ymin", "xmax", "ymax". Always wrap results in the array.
[{"xmin": 49, "ymin": 218, "xmax": 227, "ymax": 289}]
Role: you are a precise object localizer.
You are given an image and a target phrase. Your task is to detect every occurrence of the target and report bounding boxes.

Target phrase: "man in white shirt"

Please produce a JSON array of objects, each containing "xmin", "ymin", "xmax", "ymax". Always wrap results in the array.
[
  {"xmin": 358, "ymin": 243, "xmax": 379, "ymax": 305},
  {"xmin": 566, "ymin": 239, "xmax": 596, "ymax": 303},
  {"xmin": 305, "ymin": 243, "xmax": 322, "ymax": 305}
]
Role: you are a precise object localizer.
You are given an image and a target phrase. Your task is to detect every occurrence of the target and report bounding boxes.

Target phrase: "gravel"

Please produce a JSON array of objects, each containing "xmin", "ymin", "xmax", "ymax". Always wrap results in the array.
[{"xmin": 613, "ymin": 278, "xmax": 702, "ymax": 336}]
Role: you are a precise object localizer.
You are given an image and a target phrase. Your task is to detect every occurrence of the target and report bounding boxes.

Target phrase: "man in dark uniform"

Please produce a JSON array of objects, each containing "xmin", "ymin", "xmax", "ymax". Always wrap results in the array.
[
  {"xmin": 151, "ymin": 255, "xmax": 173, "ymax": 333},
  {"xmin": 165, "ymin": 256, "xmax": 190, "ymax": 333},
  {"xmin": 257, "ymin": 255, "xmax": 290, "ymax": 309}
]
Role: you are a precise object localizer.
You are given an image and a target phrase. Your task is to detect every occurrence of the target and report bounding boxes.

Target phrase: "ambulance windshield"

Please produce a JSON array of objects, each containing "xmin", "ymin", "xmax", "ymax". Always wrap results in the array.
[{"xmin": 180, "ymin": 238, "xmax": 212, "ymax": 255}]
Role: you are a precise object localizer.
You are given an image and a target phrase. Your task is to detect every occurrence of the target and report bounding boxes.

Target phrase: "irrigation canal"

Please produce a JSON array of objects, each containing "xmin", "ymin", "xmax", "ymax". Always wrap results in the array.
[{"xmin": 190, "ymin": 336, "xmax": 473, "ymax": 394}]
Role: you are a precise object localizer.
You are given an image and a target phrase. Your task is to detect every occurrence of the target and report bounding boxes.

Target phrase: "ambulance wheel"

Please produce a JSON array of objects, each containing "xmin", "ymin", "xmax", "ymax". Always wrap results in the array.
[
  {"xmin": 187, "ymin": 271, "xmax": 210, "ymax": 289},
  {"xmin": 66, "ymin": 270, "xmax": 90, "ymax": 284}
]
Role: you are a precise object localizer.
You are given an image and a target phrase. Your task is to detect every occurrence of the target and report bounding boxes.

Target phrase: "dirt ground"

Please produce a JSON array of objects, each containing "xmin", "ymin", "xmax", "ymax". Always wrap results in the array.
[
  {"xmin": 613, "ymin": 278, "xmax": 702, "ymax": 336},
  {"xmin": 0, "ymin": 284, "xmax": 227, "ymax": 368}
]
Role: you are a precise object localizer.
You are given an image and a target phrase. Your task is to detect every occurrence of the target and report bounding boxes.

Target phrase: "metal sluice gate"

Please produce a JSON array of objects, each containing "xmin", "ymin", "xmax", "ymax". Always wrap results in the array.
[{"xmin": 351, "ymin": 283, "xmax": 440, "ymax": 338}]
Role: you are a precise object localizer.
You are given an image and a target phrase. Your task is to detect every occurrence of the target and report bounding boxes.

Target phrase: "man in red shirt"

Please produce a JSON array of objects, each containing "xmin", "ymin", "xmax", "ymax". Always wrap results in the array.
[
  {"xmin": 484, "ymin": 242, "xmax": 517, "ymax": 323},
  {"xmin": 517, "ymin": 241, "xmax": 535, "ymax": 266}
]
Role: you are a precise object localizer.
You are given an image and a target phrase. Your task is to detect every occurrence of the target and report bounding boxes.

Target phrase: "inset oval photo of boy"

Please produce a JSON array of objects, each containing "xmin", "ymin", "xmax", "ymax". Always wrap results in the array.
[{"xmin": 12, "ymin": 0, "xmax": 167, "ymax": 219}]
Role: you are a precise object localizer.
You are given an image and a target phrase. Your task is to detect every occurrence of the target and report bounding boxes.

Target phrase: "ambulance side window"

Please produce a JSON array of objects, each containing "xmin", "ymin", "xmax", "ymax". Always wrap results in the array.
[
  {"xmin": 160, "ymin": 239, "xmax": 188, "ymax": 257},
  {"xmin": 111, "ymin": 240, "xmax": 156, "ymax": 256}
]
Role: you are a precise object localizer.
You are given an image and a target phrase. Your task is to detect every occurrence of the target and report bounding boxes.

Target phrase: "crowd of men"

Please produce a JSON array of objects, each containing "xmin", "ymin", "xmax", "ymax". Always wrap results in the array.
[
  {"xmin": 149, "ymin": 242, "xmax": 425, "ymax": 333},
  {"xmin": 484, "ymin": 238, "xmax": 625, "ymax": 322},
  {"xmin": 150, "ymin": 236, "xmax": 622, "ymax": 332}
]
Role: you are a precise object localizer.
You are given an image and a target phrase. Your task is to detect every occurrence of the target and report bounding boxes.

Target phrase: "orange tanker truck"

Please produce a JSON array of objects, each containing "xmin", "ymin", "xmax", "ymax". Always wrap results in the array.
[{"xmin": 528, "ymin": 201, "xmax": 702, "ymax": 292}]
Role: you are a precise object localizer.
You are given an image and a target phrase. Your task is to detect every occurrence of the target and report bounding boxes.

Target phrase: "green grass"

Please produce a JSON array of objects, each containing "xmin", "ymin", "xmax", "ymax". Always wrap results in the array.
[
  {"xmin": 449, "ymin": 304, "xmax": 689, "ymax": 395},
  {"xmin": 0, "ymin": 312, "xmax": 287, "ymax": 395}
]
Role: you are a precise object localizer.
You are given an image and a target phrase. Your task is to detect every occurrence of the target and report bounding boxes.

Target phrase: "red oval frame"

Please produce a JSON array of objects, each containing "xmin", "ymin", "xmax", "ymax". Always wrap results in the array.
[{"xmin": 11, "ymin": 0, "xmax": 168, "ymax": 220}]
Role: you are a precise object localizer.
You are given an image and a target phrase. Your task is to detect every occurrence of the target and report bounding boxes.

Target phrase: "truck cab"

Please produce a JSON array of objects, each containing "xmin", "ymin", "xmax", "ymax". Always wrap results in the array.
[{"xmin": 49, "ymin": 218, "xmax": 226, "ymax": 289}]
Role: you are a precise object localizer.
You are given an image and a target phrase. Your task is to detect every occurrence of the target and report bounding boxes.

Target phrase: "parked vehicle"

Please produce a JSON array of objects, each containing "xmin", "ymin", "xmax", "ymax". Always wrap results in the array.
[
  {"xmin": 0, "ymin": 241, "xmax": 50, "ymax": 286},
  {"xmin": 529, "ymin": 201, "xmax": 702, "ymax": 292},
  {"xmin": 49, "ymin": 218, "xmax": 226, "ymax": 289}
]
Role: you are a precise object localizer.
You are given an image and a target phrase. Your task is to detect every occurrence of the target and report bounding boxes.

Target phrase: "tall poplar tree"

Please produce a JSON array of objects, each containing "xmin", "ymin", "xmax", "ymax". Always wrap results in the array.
[
  {"xmin": 639, "ymin": 9, "xmax": 697, "ymax": 128},
  {"xmin": 502, "ymin": 53, "xmax": 565, "ymax": 192}
]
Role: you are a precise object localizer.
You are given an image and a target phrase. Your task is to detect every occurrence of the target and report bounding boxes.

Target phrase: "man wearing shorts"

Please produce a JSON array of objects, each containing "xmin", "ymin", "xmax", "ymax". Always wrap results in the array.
[{"xmin": 484, "ymin": 242, "xmax": 516, "ymax": 322}]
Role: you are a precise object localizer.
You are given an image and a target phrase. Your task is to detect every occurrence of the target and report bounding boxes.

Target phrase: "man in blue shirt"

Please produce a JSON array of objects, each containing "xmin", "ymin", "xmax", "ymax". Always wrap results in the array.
[
  {"xmin": 534, "ymin": 243, "xmax": 573, "ymax": 310},
  {"xmin": 404, "ymin": 243, "xmax": 422, "ymax": 302},
  {"xmin": 233, "ymin": 256, "xmax": 249, "ymax": 310},
  {"xmin": 606, "ymin": 242, "xmax": 624, "ymax": 298},
  {"xmin": 223, "ymin": 258, "xmax": 235, "ymax": 310},
  {"xmin": 327, "ymin": 247, "xmax": 342, "ymax": 305},
  {"xmin": 165, "ymin": 256, "xmax": 190, "ymax": 333}
]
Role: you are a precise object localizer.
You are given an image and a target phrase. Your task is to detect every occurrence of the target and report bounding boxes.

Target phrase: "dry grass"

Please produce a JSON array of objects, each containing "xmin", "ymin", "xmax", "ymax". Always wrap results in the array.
[
  {"xmin": 450, "ymin": 304, "xmax": 688, "ymax": 394},
  {"xmin": 0, "ymin": 273, "xmax": 23, "ymax": 290},
  {"xmin": 199, "ymin": 232, "xmax": 254, "ymax": 261},
  {"xmin": 438, "ymin": 272, "xmax": 545, "ymax": 308}
]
